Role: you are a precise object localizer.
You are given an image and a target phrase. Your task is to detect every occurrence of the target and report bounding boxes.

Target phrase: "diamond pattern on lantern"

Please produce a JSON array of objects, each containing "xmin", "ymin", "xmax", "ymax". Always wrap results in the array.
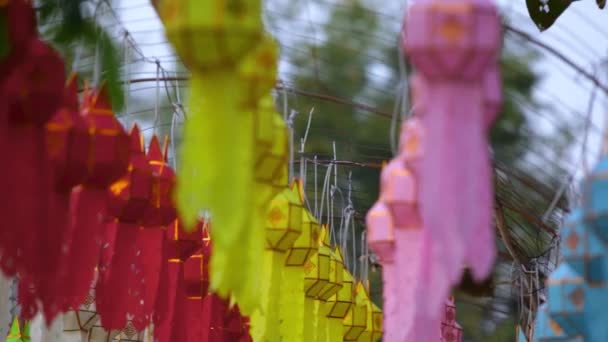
[
  {"xmin": 326, "ymin": 267, "xmax": 354, "ymax": 319},
  {"xmin": 342, "ymin": 282, "xmax": 369, "ymax": 341},
  {"xmin": 546, "ymin": 263, "xmax": 587, "ymax": 337},
  {"xmin": 156, "ymin": 0, "xmax": 263, "ymax": 71},
  {"xmin": 237, "ymin": 36, "xmax": 278, "ymax": 107},
  {"xmin": 560, "ymin": 209, "xmax": 605, "ymax": 284},
  {"xmin": 265, "ymin": 182, "xmax": 303, "ymax": 252},
  {"xmin": 567, "ymin": 232, "xmax": 580, "ymax": 251},
  {"xmin": 305, "ymin": 226, "xmax": 331, "ymax": 298},
  {"xmin": 286, "ymin": 187, "xmax": 320, "ymax": 266},
  {"xmin": 318, "ymin": 246, "xmax": 345, "ymax": 301}
]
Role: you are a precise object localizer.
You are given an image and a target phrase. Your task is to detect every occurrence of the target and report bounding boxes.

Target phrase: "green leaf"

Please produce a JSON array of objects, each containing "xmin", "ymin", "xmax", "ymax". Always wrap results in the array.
[{"xmin": 525, "ymin": 0, "xmax": 579, "ymax": 31}]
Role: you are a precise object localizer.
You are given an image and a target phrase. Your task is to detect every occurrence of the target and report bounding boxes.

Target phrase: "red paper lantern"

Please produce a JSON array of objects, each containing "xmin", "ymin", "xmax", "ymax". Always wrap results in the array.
[
  {"xmin": 155, "ymin": 219, "xmax": 203, "ymax": 341},
  {"xmin": 133, "ymin": 136, "xmax": 179, "ymax": 331},
  {"xmin": 184, "ymin": 231, "xmax": 209, "ymax": 342},
  {"xmin": 80, "ymin": 85, "xmax": 131, "ymax": 188},
  {"xmin": 106, "ymin": 124, "xmax": 154, "ymax": 222},
  {"xmin": 98, "ymin": 124, "xmax": 154, "ymax": 331},
  {"xmin": 46, "ymin": 74, "xmax": 92, "ymax": 190},
  {"xmin": 141, "ymin": 135, "xmax": 177, "ymax": 227},
  {"xmin": 4, "ymin": 38, "xmax": 66, "ymax": 125},
  {"xmin": 55, "ymin": 85, "xmax": 130, "ymax": 314},
  {"xmin": 0, "ymin": 0, "xmax": 37, "ymax": 77},
  {"xmin": 38, "ymin": 75, "xmax": 92, "ymax": 321}
]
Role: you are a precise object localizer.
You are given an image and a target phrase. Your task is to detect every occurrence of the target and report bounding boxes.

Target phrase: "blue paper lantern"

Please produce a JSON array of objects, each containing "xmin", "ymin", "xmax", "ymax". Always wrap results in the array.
[
  {"xmin": 561, "ymin": 209, "xmax": 606, "ymax": 285},
  {"xmin": 583, "ymin": 156, "xmax": 608, "ymax": 245},
  {"xmin": 530, "ymin": 305, "xmax": 584, "ymax": 342},
  {"xmin": 546, "ymin": 263, "xmax": 587, "ymax": 338}
]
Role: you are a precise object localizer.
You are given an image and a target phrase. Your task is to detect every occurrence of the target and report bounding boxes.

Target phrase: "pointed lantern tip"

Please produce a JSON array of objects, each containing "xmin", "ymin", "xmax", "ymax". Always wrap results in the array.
[
  {"xmin": 129, "ymin": 124, "xmax": 143, "ymax": 153},
  {"xmin": 148, "ymin": 135, "xmax": 163, "ymax": 161},
  {"xmin": 93, "ymin": 82, "xmax": 113, "ymax": 111}
]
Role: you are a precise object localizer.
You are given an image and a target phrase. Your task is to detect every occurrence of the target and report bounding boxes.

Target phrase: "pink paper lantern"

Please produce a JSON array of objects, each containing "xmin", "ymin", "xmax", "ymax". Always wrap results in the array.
[{"xmin": 403, "ymin": 0, "xmax": 501, "ymax": 81}]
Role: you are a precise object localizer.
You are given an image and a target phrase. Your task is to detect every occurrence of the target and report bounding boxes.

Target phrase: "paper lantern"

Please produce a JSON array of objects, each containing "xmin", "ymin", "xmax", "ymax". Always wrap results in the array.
[
  {"xmin": 403, "ymin": 0, "xmax": 501, "ymax": 81},
  {"xmin": 526, "ymin": 304, "xmax": 574, "ymax": 341},
  {"xmin": 266, "ymin": 185, "xmax": 304, "ymax": 252},
  {"xmin": 0, "ymin": 0, "xmax": 37, "ymax": 76},
  {"xmin": 79, "ymin": 85, "xmax": 131, "ymax": 188},
  {"xmin": 97, "ymin": 126, "xmax": 152, "ymax": 331},
  {"xmin": 583, "ymin": 155, "xmax": 608, "ymax": 243},
  {"xmin": 398, "ymin": 117, "xmax": 425, "ymax": 171},
  {"xmin": 4, "ymin": 38, "xmax": 65, "ymax": 125},
  {"xmin": 357, "ymin": 301, "xmax": 383, "ymax": 342},
  {"xmin": 366, "ymin": 201, "xmax": 395, "ymax": 263},
  {"xmin": 6, "ymin": 317, "xmax": 30, "ymax": 342},
  {"xmin": 45, "ymin": 74, "xmax": 92, "ymax": 191},
  {"xmin": 326, "ymin": 265, "xmax": 354, "ymax": 319},
  {"xmin": 254, "ymin": 98, "xmax": 289, "ymax": 192},
  {"xmin": 154, "ymin": 218, "xmax": 202, "ymax": 341},
  {"xmin": 318, "ymin": 246, "xmax": 345, "ymax": 302},
  {"xmin": 237, "ymin": 35, "xmax": 278, "ymax": 107},
  {"xmin": 166, "ymin": 219, "xmax": 204, "ymax": 262},
  {"xmin": 380, "ymin": 158, "xmax": 420, "ymax": 230},
  {"xmin": 156, "ymin": 0, "xmax": 263, "ymax": 71},
  {"xmin": 55, "ymin": 85, "xmax": 130, "ymax": 314},
  {"xmin": 304, "ymin": 226, "xmax": 331, "ymax": 298},
  {"xmin": 285, "ymin": 188, "xmax": 320, "ymax": 266},
  {"xmin": 402, "ymin": 0, "xmax": 501, "ymax": 288},
  {"xmin": 38, "ymin": 75, "xmax": 91, "ymax": 321},
  {"xmin": 106, "ymin": 124, "xmax": 153, "ymax": 223},
  {"xmin": 141, "ymin": 136, "xmax": 177, "ymax": 227},
  {"xmin": 546, "ymin": 263, "xmax": 587, "ymax": 337},
  {"xmin": 343, "ymin": 282, "xmax": 368, "ymax": 340},
  {"xmin": 560, "ymin": 209, "xmax": 605, "ymax": 285},
  {"xmin": 184, "ymin": 236, "xmax": 210, "ymax": 300}
]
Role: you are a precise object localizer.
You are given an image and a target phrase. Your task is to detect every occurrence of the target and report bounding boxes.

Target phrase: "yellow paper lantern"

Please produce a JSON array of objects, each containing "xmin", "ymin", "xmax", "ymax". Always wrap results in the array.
[
  {"xmin": 285, "ymin": 183, "xmax": 320, "ymax": 266},
  {"xmin": 237, "ymin": 35, "xmax": 279, "ymax": 108},
  {"xmin": 360, "ymin": 302, "xmax": 383, "ymax": 342},
  {"xmin": 343, "ymin": 282, "xmax": 369, "ymax": 340},
  {"xmin": 266, "ymin": 182, "xmax": 304, "ymax": 252},
  {"xmin": 326, "ymin": 266, "xmax": 354, "ymax": 319},
  {"xmin": 156, "ymin": 0, "xmax": 263, "ymax": 71},
  {"xmin": 318, "ymin": 246, "xmax": 345, "ymax": 301},
  {"xmin": 304, "ymin": 226, "xmax": 331, "ymax": 298},
  {"xmin": 254, "ymin": 97, "xmax": 289, "ymax": 205}
]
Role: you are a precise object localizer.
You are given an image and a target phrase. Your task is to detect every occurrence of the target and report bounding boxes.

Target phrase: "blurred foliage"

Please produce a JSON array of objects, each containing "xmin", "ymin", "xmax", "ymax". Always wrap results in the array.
[{"xmin": 0, "ymin": 0, "xmax": 125, "ymax": 111}]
